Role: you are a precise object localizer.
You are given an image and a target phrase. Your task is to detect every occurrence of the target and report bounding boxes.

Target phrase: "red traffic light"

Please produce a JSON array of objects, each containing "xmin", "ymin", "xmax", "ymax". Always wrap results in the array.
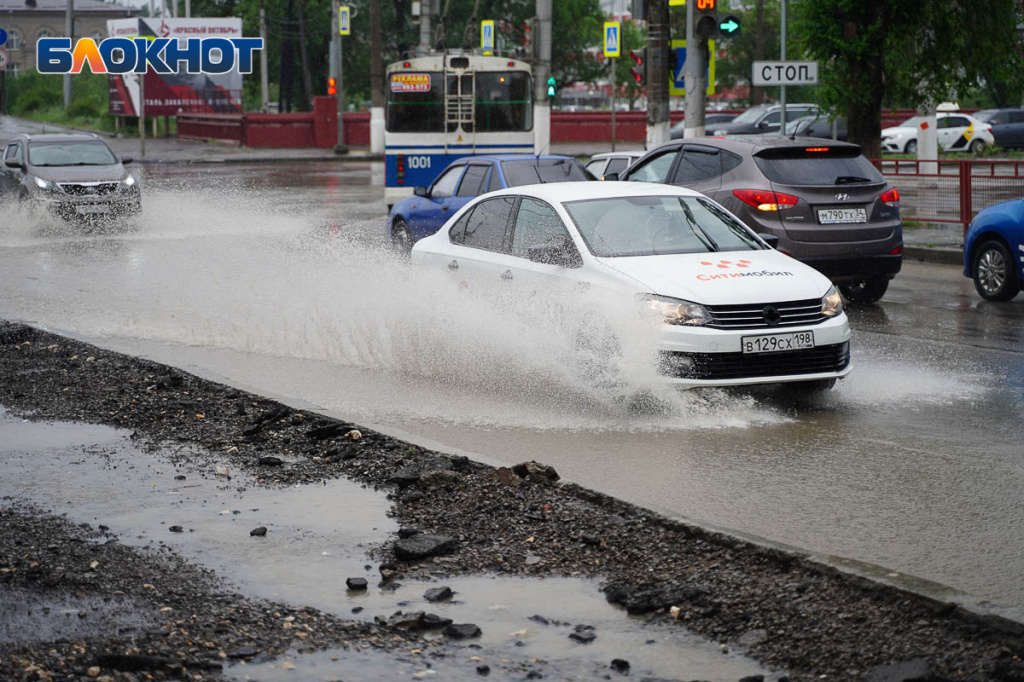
[
  {"xmin": 327, "ymin": 77, "xmax": 337, "ymax": 96},
  {"xmin": 629, "ymin": 49, "xmax": 643, "ymax": 66}
]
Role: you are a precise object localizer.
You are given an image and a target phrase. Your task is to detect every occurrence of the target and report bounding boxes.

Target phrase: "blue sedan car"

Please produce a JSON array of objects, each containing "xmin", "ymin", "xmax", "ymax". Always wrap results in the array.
[
  {"xmin": 964, "ymin": 198, "xmax": 1024, "ymax": 301},
  {"xmin": 386, "ymin": 154, "xmax": 592, "ymax": 252}
]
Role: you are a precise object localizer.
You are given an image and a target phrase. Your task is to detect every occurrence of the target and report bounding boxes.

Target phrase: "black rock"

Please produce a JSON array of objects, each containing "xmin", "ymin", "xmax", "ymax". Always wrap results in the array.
[
  {"xmin": 865, "ymin": 658, "xmax": 932, "ymax": 682},
  {"xmin": 424, "ymin": 586, "xmax": 453, "ymax": 602},
  {"xmin": 226, "ymin": 648, "xmax": 258, "ymax": 659},
  {"xmin": 569, "ymin": 624, "xmax": 596, "ymax": 644},
  {"xmin": 168, "ymin": 525, "xmax": 184, "ymax": 533},
  {"xmin": 352, "ymin": 606, "xmax": 363, "ymax": 614},
  {"xmin": 250, "ymin": 527, "xmax": 268, "ymax": 537},
  {"xmin": 95, "ymin": 654, "xmax": 174, "ymax": 672},
  {"xmin": 346, "ymin": 577, "xmax": 368, "ymax": 591},
  {"xmin": 388, "ymin": 611, "xmax": 426, "ymax": 630},
  {"xmin": 445, "ymin": 623, "xmax": 481, "ymax": 639},
  {"xmin": 173, "ymin": 475, "xmax": 186, "ymax": 481},
  {"xmin": 610, "ymin": 659, "xmax": 630, "ymax": 674},
  {"xmin": 529, "ymin": 615, "xmax": 550, "ymax": 625},
  {"xmin": 422, "ymin": 613, "xmax": 453, "ymax": 629},
  {"xmin": 477, "ymin": 664, "xmax": 491, "ymax": 675},
  {"xmin": 306, "ymin": 423, "xmax": 355, "ymax": 441},
  {"xmin": 398, "ymin": 528, "xmax": 420, "ymax": 539},
  {"xmin": 394, "ymin": 534, "xmax": 459, "ymax": 561},
  {"xmin": 257, "ymin": 456, "xmax": 284, "ymax": 466}
]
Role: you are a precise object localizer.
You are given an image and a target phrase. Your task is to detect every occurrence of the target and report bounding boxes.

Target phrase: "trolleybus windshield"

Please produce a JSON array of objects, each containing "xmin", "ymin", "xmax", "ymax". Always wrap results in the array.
[{"xmin": 386, "ymin": 71, "xmax": 532, "ymax": 134}]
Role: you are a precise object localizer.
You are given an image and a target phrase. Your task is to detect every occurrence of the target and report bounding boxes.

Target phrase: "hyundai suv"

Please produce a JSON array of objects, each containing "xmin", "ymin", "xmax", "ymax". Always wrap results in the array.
[
  {"xmin": 1, "ymin": 133, "xmax": 141, "ymax": 221},
  {"xmin": 614, "ymin": 136, "xmax": 902, "ymax": 303}
]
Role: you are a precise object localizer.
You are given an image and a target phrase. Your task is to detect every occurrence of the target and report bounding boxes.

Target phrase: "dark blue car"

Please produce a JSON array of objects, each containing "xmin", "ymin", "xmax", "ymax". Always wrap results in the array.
[
  {"xmin": 386, "ymin": 154, "xmax": 592, "ymax": 252},
  {"xmin": 964, "ymin": 198, "xmax": 1024, "ymax": 301}
]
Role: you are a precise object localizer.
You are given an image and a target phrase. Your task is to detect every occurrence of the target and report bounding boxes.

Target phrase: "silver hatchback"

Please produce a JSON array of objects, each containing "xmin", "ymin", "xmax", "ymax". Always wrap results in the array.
[{"xmin": 616, "ymin": 135, "xmax": 902, "ymax": 303}]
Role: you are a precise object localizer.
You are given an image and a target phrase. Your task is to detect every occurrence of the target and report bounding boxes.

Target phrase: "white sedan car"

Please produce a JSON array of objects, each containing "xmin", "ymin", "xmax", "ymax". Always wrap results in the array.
[
  {"xmin": 881, "ymin": 112, "xmax": 995, "ymax": 154},
  {"xmin": 410, "ymin": 182, "xmax": 851, "ymax": 390}
]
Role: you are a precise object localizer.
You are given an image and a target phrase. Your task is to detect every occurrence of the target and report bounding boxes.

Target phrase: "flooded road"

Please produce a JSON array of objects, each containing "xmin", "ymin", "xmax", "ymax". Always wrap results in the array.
[{"xmin": 1, "ymin": 160, "xmax": 1022, "ymax": 620}]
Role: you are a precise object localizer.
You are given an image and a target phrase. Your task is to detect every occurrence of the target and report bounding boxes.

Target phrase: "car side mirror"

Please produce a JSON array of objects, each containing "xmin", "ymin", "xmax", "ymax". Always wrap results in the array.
[
  {"xmin": 526, "ymin": 242, "xmax": 582, "ymax": 268},
  {"xmin": 759, "ymin": 234, "xmax": 780, "ymax": 249},
  {"xmin": 604, "ymin": 172, "xmax": 619, "ymax": 181},
  {"xmin": 4, "ymin": 158, "xmax": 21, "ymax": 169},
  {"xmin": 121, "ymin": 156, "xmax": 134, "ymax": 165},
  {"xmin": 414, "ymin": 186, "xmax": 429, "ymax": 197}
]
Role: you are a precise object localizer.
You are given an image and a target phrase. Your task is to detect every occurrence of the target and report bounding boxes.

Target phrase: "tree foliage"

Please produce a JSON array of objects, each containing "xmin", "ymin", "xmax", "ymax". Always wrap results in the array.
[{"xmin": 794, "ymin": 0, "xmax": 1024, "ymax": 156}]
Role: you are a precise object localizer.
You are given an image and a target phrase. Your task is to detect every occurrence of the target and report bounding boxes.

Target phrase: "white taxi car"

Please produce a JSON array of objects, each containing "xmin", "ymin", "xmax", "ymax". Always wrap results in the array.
[
  {"xmin": 411, "ymin": 182, "xmax": 851, "ymax": 391},
  {"xmin": 881, "ymin": 112, "xmax": 995, "ymax": 154}
]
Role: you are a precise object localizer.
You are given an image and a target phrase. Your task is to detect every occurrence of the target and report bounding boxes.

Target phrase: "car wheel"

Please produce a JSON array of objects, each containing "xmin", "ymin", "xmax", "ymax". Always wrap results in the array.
[
  {"xmin": 972, "ymin": 240, "xmax": 1020, "ymax": 301},
  {"xmin": 391, "ymin": 218, "xmax": 413, "ymax": 255},
  {"xmin": 839, "ymin": 277, "xmax": 890, "ymax": 304},
  {"xmin": 904, "ymin": 140, "xmax": 918, "ymax": 155},
  {"xmin": 970, "ymin": 138, "xmax": 987, "ymax": 154}
]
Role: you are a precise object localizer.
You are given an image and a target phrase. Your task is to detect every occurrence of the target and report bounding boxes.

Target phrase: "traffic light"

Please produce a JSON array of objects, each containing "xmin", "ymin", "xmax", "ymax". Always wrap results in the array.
[
  {"xmin": 327, "ymin": 77, "xmax": 337, "ymax": 96},
  {"xmin": 718, "ymin": 15, "xmax": 741, "ymax": 38},
  {"xmin": 695, "ymin": 0, "xmax": 719, "ymax": 40},
  {"xmin": 628, "ymin": 48, "xmax": 645, "ymax": 86},
  {"xmin": 546, "ymin": 76, "xmax": 557, "ymax": 98}
]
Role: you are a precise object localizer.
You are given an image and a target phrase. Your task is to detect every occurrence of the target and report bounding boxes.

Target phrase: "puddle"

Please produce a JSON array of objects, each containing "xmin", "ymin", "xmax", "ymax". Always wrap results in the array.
[{"xmin": 0, "ymin": 407, "xmax": 779, "ymax": 680}]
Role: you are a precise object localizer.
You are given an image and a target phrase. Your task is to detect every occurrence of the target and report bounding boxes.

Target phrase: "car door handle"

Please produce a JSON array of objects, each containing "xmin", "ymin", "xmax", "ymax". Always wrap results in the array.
[
  {"xmin": 448, "ymin": 260, "xmax": 459, "ymax": 271},
  {"xmin": 500, "ymin": 270, "xmax": 513, "ymax": 281}
]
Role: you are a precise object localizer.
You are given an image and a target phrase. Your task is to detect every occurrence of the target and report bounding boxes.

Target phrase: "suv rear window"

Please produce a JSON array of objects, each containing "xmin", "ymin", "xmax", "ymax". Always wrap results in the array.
[{"xmin": 753, "ymin": 147, "xmax": 883, "ymax": 186}]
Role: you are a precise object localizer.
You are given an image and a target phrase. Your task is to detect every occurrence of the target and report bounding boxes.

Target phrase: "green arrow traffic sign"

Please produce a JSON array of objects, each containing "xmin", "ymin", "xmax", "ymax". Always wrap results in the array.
[{"xmin": 719, "ymin": 15, "xmax": 741, "ymax": 36}]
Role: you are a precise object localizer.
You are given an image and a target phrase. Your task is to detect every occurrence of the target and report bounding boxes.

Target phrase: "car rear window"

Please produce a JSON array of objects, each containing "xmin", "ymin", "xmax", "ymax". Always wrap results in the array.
[
  {"xmin": 501, "ymin": 158, "xmax": 590, "ymax": 186},
  {"xmin": 753, "ymin": 147, "xmax": 883, "ymax": 186}
]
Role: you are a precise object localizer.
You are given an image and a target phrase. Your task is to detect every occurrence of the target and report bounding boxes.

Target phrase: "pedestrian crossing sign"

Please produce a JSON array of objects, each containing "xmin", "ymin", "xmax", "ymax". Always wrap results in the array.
[
  {"xmin": 338, "ymin": 6, "xmax": 351, "ymax": 35},
  {"xmin": 604, "ymin": 22, "xmax": 620, "ymax": 58}
]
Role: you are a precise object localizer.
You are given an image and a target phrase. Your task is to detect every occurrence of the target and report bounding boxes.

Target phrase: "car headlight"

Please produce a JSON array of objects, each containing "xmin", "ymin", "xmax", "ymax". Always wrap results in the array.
[
  {"xmin": 122, "ymin": 175, "xmax": 136, "ymax": 188},
  {"xmin": 821, "ymin": 285, "xmax": 844, "ymax": 318},
  {"xmin": 644, "ymin": 295, "xmax": 711, "ymax": 326},
  {"xmin": 34, "ymin": 176, "xmax": 55, "ymax": 191}
]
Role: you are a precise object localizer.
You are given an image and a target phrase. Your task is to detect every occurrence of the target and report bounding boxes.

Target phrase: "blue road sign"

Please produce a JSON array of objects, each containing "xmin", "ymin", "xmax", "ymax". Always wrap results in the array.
[
  {"xmin": 0, "ymin": 28, "xmax": 8, "ymax": 47},
  {"xmin": 669, "ymin": 40, "xmax": 715, "ymax": 96},
  {"xmin": 604, "ymin": 22, "xmax": 620, "ymax": 58}
]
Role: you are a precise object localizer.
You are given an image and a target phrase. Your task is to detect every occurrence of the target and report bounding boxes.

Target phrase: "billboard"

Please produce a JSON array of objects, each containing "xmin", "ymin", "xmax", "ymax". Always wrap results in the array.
[{"xmin": 107, "ymin": 17, "xmax": 245, "ymax": 117}]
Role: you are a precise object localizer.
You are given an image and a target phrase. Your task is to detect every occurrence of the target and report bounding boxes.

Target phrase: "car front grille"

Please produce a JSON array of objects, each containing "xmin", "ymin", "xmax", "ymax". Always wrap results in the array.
[
  {"xmin": 704, "ymin": 298, "xmax": 826, "ymax": 330},
  {"xmin": 58, "ymin": 182, "xmax": 120, "ymax": 196},
  {"xmin": 659, "ymin": 341, "xmax": 850, "ymax": 380}
]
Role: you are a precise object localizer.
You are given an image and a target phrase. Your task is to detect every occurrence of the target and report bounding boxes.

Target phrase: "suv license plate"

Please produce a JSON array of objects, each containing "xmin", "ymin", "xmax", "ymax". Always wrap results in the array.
[
  {"xmin": 741, "ymin": 331, "xmax": 815, "ymax": 354},
  {"xmin": 818, "ymin": 207, "xmax": 866, "ymax": 224},
  {"xmin": 76, "ymin": 205, "xmax": 109, "ymax": 215}
]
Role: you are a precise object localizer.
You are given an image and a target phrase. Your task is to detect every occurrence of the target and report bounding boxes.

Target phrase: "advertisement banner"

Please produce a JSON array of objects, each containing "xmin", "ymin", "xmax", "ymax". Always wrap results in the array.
[{"xmin": 106, "ymin": 17, "xmax": 245, "ymax": 117}]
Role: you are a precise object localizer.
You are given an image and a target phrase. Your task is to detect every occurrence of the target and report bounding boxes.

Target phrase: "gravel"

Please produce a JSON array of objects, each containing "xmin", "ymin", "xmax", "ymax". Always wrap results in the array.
[{"xmin": 2, "ymin": 319, "xmax": 1023, "ymax": 682}]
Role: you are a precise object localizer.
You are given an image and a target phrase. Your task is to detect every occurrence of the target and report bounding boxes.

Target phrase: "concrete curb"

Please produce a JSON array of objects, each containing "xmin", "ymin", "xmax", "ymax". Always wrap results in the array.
[{"xmin": 904, "ymin": 245, "xmax": 963, "ymax": 267}]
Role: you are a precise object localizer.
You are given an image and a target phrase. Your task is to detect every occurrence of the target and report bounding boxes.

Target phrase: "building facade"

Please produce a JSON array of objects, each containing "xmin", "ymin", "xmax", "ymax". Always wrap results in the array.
[{"xmin": 1, "ymin": 0, "xmax": 138, "ymax": 77}]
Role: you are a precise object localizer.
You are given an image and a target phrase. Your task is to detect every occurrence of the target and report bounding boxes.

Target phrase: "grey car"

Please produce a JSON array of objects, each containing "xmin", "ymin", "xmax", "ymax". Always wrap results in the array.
[
  {"xmin": 614, "ymin": 135, "xmax": 902, "ymax": 303},
  {"xmin": 973, "ymin": 108, "xmax": 1024, "ymax": 150},
  {"xmin": 1, "ymin": 133, "xmax": 141, "ymax": 221},
  {"xmin": 709, "ymin": 103, "xmax": 819, "ymax": 136}
]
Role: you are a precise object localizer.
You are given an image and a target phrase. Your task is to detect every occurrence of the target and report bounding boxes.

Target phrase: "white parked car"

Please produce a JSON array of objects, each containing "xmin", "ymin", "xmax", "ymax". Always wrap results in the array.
[
  {"xmin": 410, "ymin": 182, "xmax": 851, "ymax": 391},
  {"xmin": 881, "ymin": 112, "xmax": 995, "ymax": 154}
]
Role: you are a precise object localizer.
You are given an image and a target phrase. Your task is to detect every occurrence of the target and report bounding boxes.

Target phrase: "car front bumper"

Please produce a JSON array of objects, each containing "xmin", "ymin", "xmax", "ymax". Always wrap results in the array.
[
  {"xmin": 30, "ymin": 194, "xmax": 141, "ymax": 220},
  {"xmin": 653, "ymin": 314, "xmax": 852, "ymax": 388}
]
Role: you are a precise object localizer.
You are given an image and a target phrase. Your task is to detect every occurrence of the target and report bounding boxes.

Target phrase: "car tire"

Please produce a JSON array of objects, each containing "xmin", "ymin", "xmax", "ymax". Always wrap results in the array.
[
  {"xmin": 904, "ymin": 140, "xmax": 918, "ymax": 155},
  {"xmin": 972, "ymin": 240, "xmax": 1020, "ymax": 301},
  {"xmin": 391, "ymin": 218, "xmax": 414, "ymax": 255},
  {"xmin": 970, "ymin": 138, "xmax": 987, "ymax": 154},
  {"xmin": 839, "ymin": 277, "xmax": 890, "ymax": 304}
]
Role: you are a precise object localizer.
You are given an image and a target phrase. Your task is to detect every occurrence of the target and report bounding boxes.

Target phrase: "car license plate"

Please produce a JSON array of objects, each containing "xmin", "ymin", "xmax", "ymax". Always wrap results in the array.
[
  {"xmin": 741, "ymin": 331, "xmax": 815, "ymax": 354},
  {"xmin": 817, "ymin": 207, "xmax": 866, "ymax": 224},
  {"xmin": 76, "ymin": 205, "xmax": 109, "ymax": 215}
]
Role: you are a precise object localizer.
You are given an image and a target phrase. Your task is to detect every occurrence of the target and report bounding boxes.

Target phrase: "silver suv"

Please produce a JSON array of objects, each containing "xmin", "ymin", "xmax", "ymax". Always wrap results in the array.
[
  {"xmin": 616, "ymin": 135, "xmax": 902, "ymax": 303},
  {"xmin": 709, "ymin": 103, "xmax": 819, "ymax": 136},
  {"xmin": 1, "ymin": 133, "xmax": 141, "ymax": 221}
]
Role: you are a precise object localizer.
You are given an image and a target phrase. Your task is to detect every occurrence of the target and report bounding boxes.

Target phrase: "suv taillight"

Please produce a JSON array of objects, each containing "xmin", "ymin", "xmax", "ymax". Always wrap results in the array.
[
  {"xmin": 880, "ymin": 188, "xmax": 899, "ymax": 207},
  {"xmin": 733, "ymin": 189, "xmax": 799, "ymax": 211}
]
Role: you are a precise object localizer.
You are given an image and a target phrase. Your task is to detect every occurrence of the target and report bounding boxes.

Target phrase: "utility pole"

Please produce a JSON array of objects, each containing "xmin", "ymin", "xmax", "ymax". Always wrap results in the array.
[
  {"xmin": 418, "ymin": 0, "xmax": 432, "ymax": 55},
  {"xmin": 645, "ymin": 0, "xmax": 669, "ymax": 148},
  {"xmin": 779, "ymin": 0, "xmax": 787, "ymax": 134},
  {"xmin": 534, "ymin": 0, "xmax": 552, "ymax": 154},
  {"xmin": 370, "ymin": 0, "xmax": 384, "ymax": 153},
  {"xmin": 331, "ymin": 0, "xmax": 348, "ymax": 154},
  {"xmin": 259, "ymin": 6, "xmax": 269, "ymax": 112},
  {"xmin": 63, "ymin": 0, "xmax": 72, "ymax": 109}
]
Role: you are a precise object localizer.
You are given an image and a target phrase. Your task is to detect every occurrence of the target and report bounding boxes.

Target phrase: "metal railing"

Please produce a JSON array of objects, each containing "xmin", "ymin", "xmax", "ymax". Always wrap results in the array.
[{"xmin": 872, "ymin": 158, "xmax": 1024, "ymax": 233}]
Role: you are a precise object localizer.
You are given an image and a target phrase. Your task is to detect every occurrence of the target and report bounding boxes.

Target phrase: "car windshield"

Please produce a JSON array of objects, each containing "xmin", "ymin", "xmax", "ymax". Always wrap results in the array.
[
  {"xmin": 565, "ymin": 195, "xmax": 764, "ymax": 258},
  {"xmin": 502, "ymin": 158, "xmax": 591, "ymax": 186},
  {"xmin": 730, "ymin": 107, "xmax": 769, "ymax": 125},
  {"xmin": 753, "ymin": 148, "xmax": 884, "ymax": 186},
  {"xmin": 898, "ymin": 116, "xmax": 925, "ymax": 128},
  {"xmin": 29, "ymin": 141, "xmax": 117, "ymax": 167}
]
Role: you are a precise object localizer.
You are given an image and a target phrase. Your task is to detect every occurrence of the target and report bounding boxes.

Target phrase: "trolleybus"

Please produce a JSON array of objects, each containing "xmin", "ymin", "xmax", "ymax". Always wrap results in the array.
[{"xmin": 384, "ymin": 53, "xmax": 535, "ymax": 207}]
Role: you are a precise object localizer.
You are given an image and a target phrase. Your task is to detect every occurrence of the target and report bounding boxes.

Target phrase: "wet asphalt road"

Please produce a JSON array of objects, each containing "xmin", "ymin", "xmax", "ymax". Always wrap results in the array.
[{"xmin": 1, "ymin": 159, "xmax": 1022, "ymax": 624}]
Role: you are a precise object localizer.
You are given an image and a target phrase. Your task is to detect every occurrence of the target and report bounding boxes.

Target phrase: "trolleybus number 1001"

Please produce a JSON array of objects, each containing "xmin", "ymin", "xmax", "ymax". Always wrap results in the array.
[{"xmin": 407, "ymin": 156, "xmax": 431, "ymax": 170}]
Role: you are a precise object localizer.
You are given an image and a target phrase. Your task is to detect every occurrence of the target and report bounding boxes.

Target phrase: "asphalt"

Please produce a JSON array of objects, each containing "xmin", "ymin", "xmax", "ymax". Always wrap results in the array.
[{"xmin": 0, "ymin": 115, "xmax": 963, "ymax": 266}]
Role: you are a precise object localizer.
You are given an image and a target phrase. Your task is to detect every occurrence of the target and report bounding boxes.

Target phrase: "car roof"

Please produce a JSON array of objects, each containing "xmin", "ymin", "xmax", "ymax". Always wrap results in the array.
[
  {"xmin": 588, "ymin": 151, "xmax": 644, "ymax": 160},
  {"xmin": 484, "ymin": 180, "xmax": 705, "ymax": 204},
  {"xmin": 454, "ymin": 154, "xmax": 577, "ymax": 163},
  {"xmin": 16, "ymin": 133, "xmax": 107, "ymax": 143},
  {"xmin": 659, "ymin": 134, "xmax": 861, "ymax": 155}
]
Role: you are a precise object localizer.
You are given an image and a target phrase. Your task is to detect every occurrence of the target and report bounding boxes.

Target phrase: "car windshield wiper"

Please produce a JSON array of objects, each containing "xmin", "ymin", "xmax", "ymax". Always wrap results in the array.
[
  {"xmin": 835, "ymin": 175, "xmax": 871, "ymax": 184},
  {"xmin": 681, "ymin": 201, "xmax": 718, "ymax": 252}
]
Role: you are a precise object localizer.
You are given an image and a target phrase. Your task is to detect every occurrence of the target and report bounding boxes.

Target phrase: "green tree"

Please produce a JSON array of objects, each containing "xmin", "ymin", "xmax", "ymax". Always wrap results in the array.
[
  {"xmin": 794, "ymin": 0, "xmax": 1024, "ymax": 157},
  {"xmin": 612, "ymin": 18, "xmax": 646, "ymax": 110}
]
